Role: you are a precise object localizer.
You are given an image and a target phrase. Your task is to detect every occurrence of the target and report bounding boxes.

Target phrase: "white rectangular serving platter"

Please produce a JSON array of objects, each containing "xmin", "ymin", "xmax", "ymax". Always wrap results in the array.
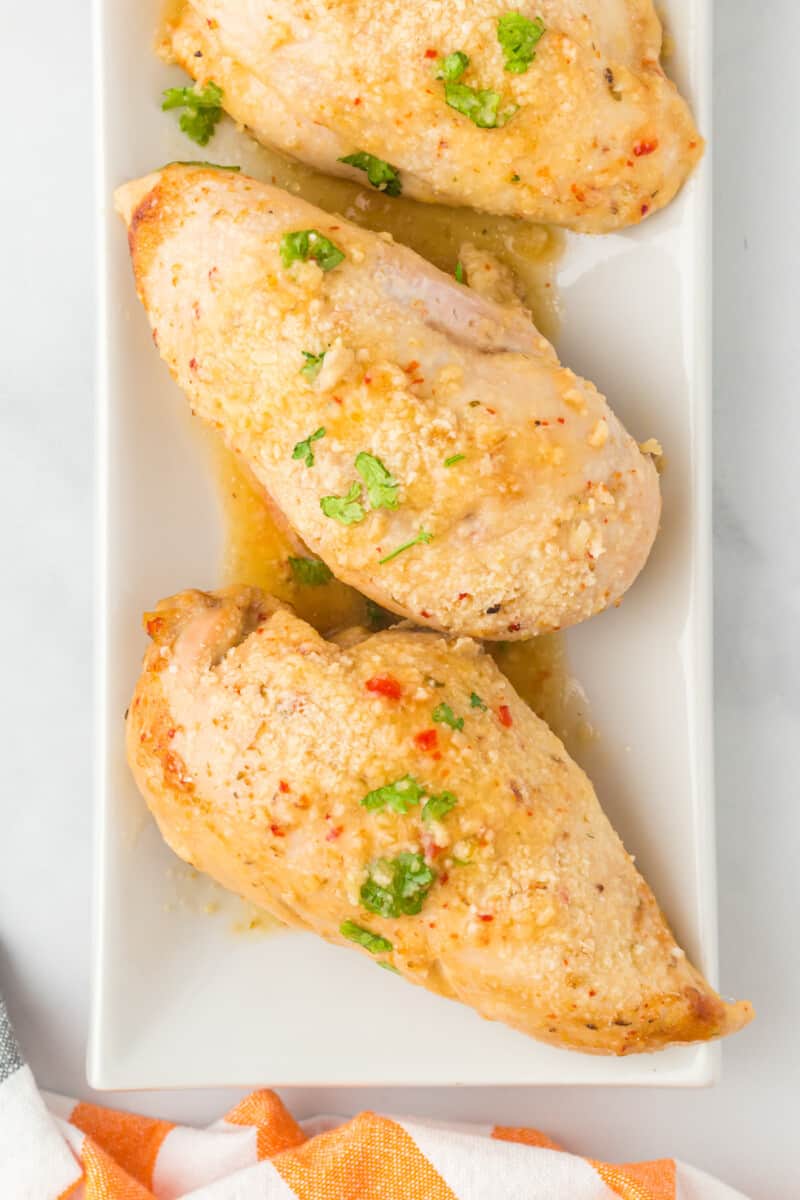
[{"xmin": 90, "ymin": 0, "xmax": 716, "ymax": 1087}]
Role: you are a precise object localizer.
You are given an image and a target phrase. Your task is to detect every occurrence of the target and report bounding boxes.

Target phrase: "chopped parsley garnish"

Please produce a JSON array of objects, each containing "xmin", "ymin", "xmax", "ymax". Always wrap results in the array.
[
  {"xmin": 320, "ymin": 481, "xmax": 365, "ymax": 525},
  {"xmin": 361, "ymin": 853, "xmax": 436, "ymax": 918},
  {"xmin": 169, "ymin": 160, "xmax": 240, "ymax": 171},
  {"xmin": 422, "ymin": 791, "xmax": 458, "ymax": 823},
  {"xmin": 455, "ymin": 261, "xmax": 466, "ymax": 284},
  {"xmin": 436, "ymin": 51, "xmax": 470, "ymax": 82},
  {"xmin": 300, "ymin": 350, "xmax": 326, "ymax": 381},
  {"xmin": 362, "ymin": 774, "xmax": 425, "ymax": 814},
  {"xmin": 339, "ymin": 151, "xmax": 402, "ymax": 196},
  {"xmin": 470, "ymin": 691, "xmax": 488, "ymax": 710},
  {"xmin": 378, "ymin": 960, "xmax": 400, "ymax": 973},
  {"xmin": 288, "ymin": 556, "xmax": 333, "ymax": 586},
  {"xmin": 292, "ymin": 426, "xmax": 325, "ymax": 467},
  {"xmin": 497, "ymin": 11, "xmax": 546, "ymax": 74},
  {"xmin": 510, "ymin": 172, "xmax": 521, "ymax": 182},
  {"xmin": 432, "ymin": 702, "xmax": 464, "ymax": 731},
  {"xmin": 340, "ymin": 920, "xmax": 393, "ymax": 953},
  {"xmin": 280, "ymin": 229, "xmax": 345, "ymax": 272},
  {"xmin": 365, "ymin": 598, "xmax": 394, "ymax": 629},
  {"xmin": 379, "ymin": 528, "xmax": 433, "ymax": 564},
  {"xmin": 162, "ymin": 81, "xmax": 224, "ymax": 147},
  {"xmin": 355, "ymin": 452, "xmax": 399, "ymax": 510},
  {"xmin": 444, "ymin": 453, "xmax": 465, "ymax": 467},
  {"xmin": 445, "ymin": 82, "xmax": 517, "ymax": 129}
]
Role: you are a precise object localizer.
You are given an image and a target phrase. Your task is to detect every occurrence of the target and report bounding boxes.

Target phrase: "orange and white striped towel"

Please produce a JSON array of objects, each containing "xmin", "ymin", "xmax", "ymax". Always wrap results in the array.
[{"xmin": 0, "ymin": 999, "xmax": 748, "ymax": 1200}]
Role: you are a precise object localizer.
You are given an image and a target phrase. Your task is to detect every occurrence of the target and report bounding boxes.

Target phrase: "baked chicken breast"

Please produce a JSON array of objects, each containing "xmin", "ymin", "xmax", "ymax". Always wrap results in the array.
[
  {"xmin": 116, "ymin": 166, "xmax": 660, "ymax": 640},
  {"xmin": 160, "ymin": 0, "xmax": 703, "ymax": 233},
  {"xmin": 127, "ymin": 585, "xmax": 752, "ymax": 1055}
]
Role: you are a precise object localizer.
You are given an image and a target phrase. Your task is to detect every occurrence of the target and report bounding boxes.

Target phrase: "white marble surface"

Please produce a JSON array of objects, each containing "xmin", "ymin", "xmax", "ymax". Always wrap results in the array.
[{"xmin": 0, "ymin": 3, "xmax": 797, "ymax": 1196}]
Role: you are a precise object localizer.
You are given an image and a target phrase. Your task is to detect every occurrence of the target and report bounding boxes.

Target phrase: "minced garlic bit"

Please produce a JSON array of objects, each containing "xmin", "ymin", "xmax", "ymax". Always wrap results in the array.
[
  {"xmin": 587, "ymin": 418, "xmax": 609, "ymax": 448},
  {"xmin": 638, "ymin": 437, "xmax": 663, "ymax": 457}
]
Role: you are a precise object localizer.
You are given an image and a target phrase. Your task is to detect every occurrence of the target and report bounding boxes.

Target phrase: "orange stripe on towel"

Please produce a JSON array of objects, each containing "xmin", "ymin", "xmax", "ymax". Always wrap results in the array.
[
  {"xmin": 82, "ymin": 1138, "xmax": 157, "ymax": 1200},
  {"xmin": 225, "ymin": 1088, "xmax": 306, "ymax": 1159},
  {"xmin": 274, "ymin": 1111, "xmax": 458, "ymax": 1200},
  {"xmin": 592, "ymin": 1158, "xmax": 676, "ymax": 1200},
  {"xmin": 493, "ymin": 1125, "xmax": 564, "ymax": 1151},
  {"xmin": 71, "ymin": 1102, "xmax": 171, "ymax": 1190}
]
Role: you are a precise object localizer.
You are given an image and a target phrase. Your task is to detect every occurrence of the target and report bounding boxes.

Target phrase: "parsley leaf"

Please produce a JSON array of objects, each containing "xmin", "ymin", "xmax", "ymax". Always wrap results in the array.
[
  {"xmin": 362, "ymin": 774, "xmax": 425, "ymax": 814},
  {"xmin": 422, "ymin": 791, "xmax": 458, "ymax": 822},
  {"xmin": 497, "ymin": 11, "xmax": 546, "ymax": 74},
  {"xmin": 361, "ymin": 852, "xmax": 436, "ymax": 918},
  {"xmin": 470, "ymin": 691, "xmax": 488, "ymax": 710},
  {"xmin": 288, "ymin": 556, "xmax": 333, "ymax": 586},
  {"xmin": 432, "ymin": 702, "xmax": 464, "ymax": 731},
  {"xmin": 339, "ymin": 151, "xmax": 402, "ymax": 196},
  {"xmin": 280, "ymin": 229, "xmax": 345, "ymax": 272},
  {"xmin": 300, "ymin": 350, "xmax": 326, "ymax": 381},
  {"xmin": 378, "ymin": 960, "xmax": 400, "ymax": 973},
  {"xmin": 292, "ymin": 426, "xmax": 325, "ymax": 468},
  {"xmin": 444, "ymin": 453, "xmax": 465, "ymax": 467},
  {"xmin": 320, "ymin": 481, "xmax": 366, "ymax": 525},
  {"xmin": 445, "ymin": 81, "xmax": 517, "ymax": 129},
  {"xmin": 355, "ymin": 452, "xmax": 399, "ymax": 510},
  {"xmin": 378, "ymin": 528, "xmax": 433, "ymax": 564},
  {"xmin": 436, "ymin": 51, "xmax": 470, "ymax": 82},
  {"xmin": 162, "ymin": 81, "xmax": 224, "ymax": 146},
  {"xmin": 340, "ymin": 920, "xmax": 393, "ymax": 953},
  {"xmin": 455, "ymin": 261, "xmax": 466, "ymax": 284}
]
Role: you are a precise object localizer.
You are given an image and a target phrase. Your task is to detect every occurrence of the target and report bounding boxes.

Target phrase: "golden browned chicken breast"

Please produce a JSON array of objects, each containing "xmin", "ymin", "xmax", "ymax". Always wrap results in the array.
[
  {"xmin": 127, "ymin": 586, "xmax": 752, "ymax": 1054},
  {"xmin": 116, "ymin": 166, "xmax": 660, "ymax": 640},
  {"xmin": 159, "ymin": 0, "xmax": 703, "ymax": 232}
]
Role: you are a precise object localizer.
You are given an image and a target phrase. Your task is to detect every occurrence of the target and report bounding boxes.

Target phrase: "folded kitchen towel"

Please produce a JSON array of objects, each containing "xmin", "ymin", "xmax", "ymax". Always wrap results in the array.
[{"xmin": 0, "ymin": 995, "xmax": 748, "ymax": 1200}]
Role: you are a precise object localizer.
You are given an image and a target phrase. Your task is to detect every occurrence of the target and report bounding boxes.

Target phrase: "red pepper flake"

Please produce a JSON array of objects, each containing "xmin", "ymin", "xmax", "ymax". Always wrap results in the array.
[
  {"xmin": 166, "ymin": 728, "xmax": 176, "ymax": 740},
  {"xmin": 270, "ymin": 824, "xmax": 285, "ymax": 837},
  {"xmin": 478, "ymin": 914, "xmax": 494, "ymax": 922},
  {"xmin": 420, "ymin": 609, "xmax": 431, "ymax": 618},
  {"xmin": 353, "ymin": 97, "xmax": 362, "ymax": 106},
  {"xmin": 208, "ymin": 266, "xmax": 218, "ymax": 280},
  {"xmin": 364, "ymin": 375, "xmax": 372, "ymax": 385},
  {"xmin": 412, "ymin": 377, "xmax": 425, "ymax": 385},
  {"xmin": 325, "ymin": 825, "xmax": 343, "ymax": 842},
  {"xmin": 425, "ymin": 48, "xmax": 438, "ymax": 58},
  {"xmin": 404, "ymin": 360, "xmax": 420, "ymax": 374},
  {"xmin": 366, "ymin": 675, "xmax": 403, "ymax": 700},
  {"xmin": 571, "ymin": 184, "xmax": 586, "ymax": 202},
  {"xmin": 192, "ymin": 301, "xmax": 201, "ymax": 320},
  {"xmin": 414, "ymin": 728, "xmax": 438, "ymax": 752},
  {"xmin": 145, "ymin": 615, "xmax": 165, "ymax": 638},
  {"xmin": 189, "ymin": 357, "xmax": 198, "ymax": 372},
  {"xmin": 498, "ymin": 705, "xmax": 513, "ymax": 728},
  {"xmin": 486, "ymin": 407, "xmax": 496, "ymax": 415},
  {"xmin": 152, "ymin": 328, "xmax": 159, "ymax": 347},
  {"xmin": 278, "ymin": 780, "xmax": 290, "ymax": 793},
  {"xmin": 633, "ymin": 139, "xmax": 658, "ymax": 157},
  {"xmin": 507, "ymin": 622, "xmax": 521, "ymax": 633},
  {"xmin": 641, "ymin": 203, "xmax": 650, "ymax": 216},
  {"xmin": 557, "ymin": 417, "xmax": 565, "ymax": 425},
  {"xmin": 333, "ymin": 395, "xmax": 343, "ymax": 405},
  {"xmin": 457, "ymin": 592, "xmax": 471, "ymax": 601}
]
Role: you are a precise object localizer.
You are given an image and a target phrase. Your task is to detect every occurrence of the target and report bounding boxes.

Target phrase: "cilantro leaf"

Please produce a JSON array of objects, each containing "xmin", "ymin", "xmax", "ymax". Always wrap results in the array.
[
  {"xmin": 444, "ymin": 453, "xmax": 465, "ymax": 467},
  {"xmin": 377, "ymin": 960, "xmax": 400, "ymax": 973},
  {"xmin": 432, "ymin": 702, "xmax": 464, "ymax": 731},
  {"xmin": 445, "ymin": 81, "xmax": 517, "ymax": 129},
  {"xmin": 422, "ymin": 791, "xmax": 458, "ymax": 822},
  {"xmin": 292, "ymin": 426, "xmax": 325, "ymax": 468},
  {"xmin": 280, "ymin": 229, "xmax": 345, "ymax": 272},
  {"xmin": 320, "ymin": 481, "xmax": 366, "ymax": 525},
  {"xmin": 300, "ymin": 350, "xmax": 326, "ymax": 381},
  {"xmin": 364, "ymin": 598, "xmax": 394, "ymax": 629},
  {"xmin": 355, "ymin": 451, "xmax": 399, "ymax": 510},
  {"xmin": 162, "ymin": 81, "xmax": 224, "ymax": 147},
  {"xmin": 288, "ymin": 556, "xmax": 333, "ymax": 586},
  {"xmin": 436, "ymin": 51, "xmax": 470, "ymax": 82},
  {"xmin": 378, "ymin": 528, "xmax": 433, "ymax": 564},
  {"xmin": 361, "ymin": 852, "xmax": 436, "ymax": 918},
  {"xmin": 362, "ymin": 775, "xmax": 425, "ymax": 814},
  {"xmin": 169, "ymin": 160, "xmax": 240, "ymax": 171},
  {"xmin": 339, "ymin": 151, "xmax": 402, "ymax": 196},
  {"xmin": 497, "ymin": 11, "xmax": 546, "ymax": 74},
  {"xmin": 470, "ymin": 691, "xmax": 488, "ymax": 710},
  {"xmin": 455, "ymin": 261, "xmax": 466, "ymax": 284},
  {"xmin": 340, "ymin": 920, "xmax": 393, "ymax": 953}
]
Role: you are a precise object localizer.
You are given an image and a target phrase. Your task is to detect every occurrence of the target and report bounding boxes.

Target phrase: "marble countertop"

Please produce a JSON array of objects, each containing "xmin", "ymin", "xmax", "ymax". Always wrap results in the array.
[{"xmin": 1, "ymin": 4, "xmax": 796, "ymax": 1195}]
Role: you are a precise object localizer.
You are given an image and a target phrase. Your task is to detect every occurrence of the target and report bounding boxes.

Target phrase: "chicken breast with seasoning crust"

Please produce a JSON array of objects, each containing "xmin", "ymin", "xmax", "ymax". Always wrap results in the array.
[
  {"xmin": 159, "ymin": 0, "xmax": 702, "ymax": 233},
  {"xmin": 127, "ymin": 586, "xmax": 752, "ymax": 1055},
  {"xmin": 116, "ymin": 166, "xmax": 660, "ymax": 640}
]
